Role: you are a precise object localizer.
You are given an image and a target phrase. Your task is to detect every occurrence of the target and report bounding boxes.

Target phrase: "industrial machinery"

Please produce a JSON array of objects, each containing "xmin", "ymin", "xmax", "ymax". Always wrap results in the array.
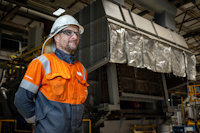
[
  {"xmin": 172, "ymin": 125, "xmax": 196, "ymax": 133},
  {"xmin": 185, "ymin": 85, "xmax": 200, "ymax": 132},
  {"xmin": 171, "ymin": 84, "xmax": 200, "ymax": 133},
  {"xmin": 0, "ymin": 45, "xmax": 42, "ymax": 133},
  {"xmin": 0, "ymin": 0, "xmax": 197, "ymax": 133},
  {"xmin": 133, "ymin": 125, "xmax": 156, "ymax": 133},
  {"xmin": 73, "ymin": 0, "xmax": 196, "ymax": 132}
]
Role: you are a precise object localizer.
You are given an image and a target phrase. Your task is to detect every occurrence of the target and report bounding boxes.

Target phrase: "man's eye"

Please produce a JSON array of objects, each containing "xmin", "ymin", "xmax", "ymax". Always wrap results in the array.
[{"xmin": 67, "ymin": 31, "xmax": 73, "ymax": 35}]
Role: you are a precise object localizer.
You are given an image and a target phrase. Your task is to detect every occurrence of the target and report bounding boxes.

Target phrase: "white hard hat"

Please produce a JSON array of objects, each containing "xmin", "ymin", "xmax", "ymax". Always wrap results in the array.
[{"xmin": 41, "ymin": 15, "xmax": 84, "ymax": 54}]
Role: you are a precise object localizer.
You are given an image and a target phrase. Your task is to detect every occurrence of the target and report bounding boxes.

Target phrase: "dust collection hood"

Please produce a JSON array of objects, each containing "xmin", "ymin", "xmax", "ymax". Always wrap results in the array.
[{"xmin": 75, "ymin": 0, "xmax": 196, "ymax": 80}]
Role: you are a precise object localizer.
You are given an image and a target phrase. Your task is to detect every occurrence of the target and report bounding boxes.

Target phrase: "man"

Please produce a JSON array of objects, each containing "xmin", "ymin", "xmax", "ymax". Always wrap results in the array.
[{"xmin": 14, "ymin": 15, "xmax": 89, "ymax": 133}]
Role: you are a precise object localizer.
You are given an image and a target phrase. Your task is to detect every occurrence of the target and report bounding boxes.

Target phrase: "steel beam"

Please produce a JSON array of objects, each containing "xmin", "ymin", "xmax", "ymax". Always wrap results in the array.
[
  {"xmin": 179, "ymin": 10, "xmax": 188, "ymax": 32},
  {"xmin": 1, "ymin": 6, "xmax": 20, "ymax": 22},
  {"xmin": 0, "ymin": 23, "xmax": 28, "ymax": 34},
  {"xmin": 168, "ymin": 82, "xmax": 188, "ymax": 91},
  {"xmin": 120, "ymin": 92, "xmax": 164, "ymax": 103}
]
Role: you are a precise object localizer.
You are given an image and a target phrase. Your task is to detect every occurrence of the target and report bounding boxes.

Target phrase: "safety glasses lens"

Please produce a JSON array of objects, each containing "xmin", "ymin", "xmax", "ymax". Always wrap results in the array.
[{"xmin": 61, "ymin": 30, "xmax": 80, "ymax": 37}]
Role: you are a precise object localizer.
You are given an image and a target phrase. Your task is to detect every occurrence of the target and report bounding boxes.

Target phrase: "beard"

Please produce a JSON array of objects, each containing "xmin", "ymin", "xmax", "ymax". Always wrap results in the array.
[{"xmin": 60, "ymin": 40, "xmax": 78, "ymax": 54}]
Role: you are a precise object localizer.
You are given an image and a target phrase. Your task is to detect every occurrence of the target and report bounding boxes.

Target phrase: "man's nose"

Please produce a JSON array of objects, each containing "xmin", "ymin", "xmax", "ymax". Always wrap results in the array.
[{"xmin": 71, "ymin": 32, "xmax": 79, "ymax": 39}]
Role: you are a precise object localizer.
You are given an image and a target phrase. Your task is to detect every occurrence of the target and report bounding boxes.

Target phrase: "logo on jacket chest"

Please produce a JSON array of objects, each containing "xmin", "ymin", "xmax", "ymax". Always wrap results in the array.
[{"xmin": 77, "ymin": 72, "xmax": 83, "ymax": 77}]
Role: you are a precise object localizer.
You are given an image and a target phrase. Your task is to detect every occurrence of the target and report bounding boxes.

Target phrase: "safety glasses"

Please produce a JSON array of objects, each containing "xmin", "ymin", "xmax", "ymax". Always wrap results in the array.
[{"xmin": 59, "ymin": 29, "xmax": 80, "ymax": 38}]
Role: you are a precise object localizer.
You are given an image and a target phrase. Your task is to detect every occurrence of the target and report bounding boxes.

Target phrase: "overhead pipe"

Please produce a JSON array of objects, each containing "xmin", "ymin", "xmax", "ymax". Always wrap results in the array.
[
  {"xmin": 19, "ymin": 7, "xmax": 56, "ymax": 21},
  {"xmin": 1, "ymin": 0, "xmax": 56, "ymax": 22}
]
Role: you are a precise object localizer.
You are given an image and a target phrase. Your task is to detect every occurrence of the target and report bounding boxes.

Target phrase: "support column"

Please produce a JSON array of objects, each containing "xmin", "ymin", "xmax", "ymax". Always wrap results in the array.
[
  {"xmin": 106, "ymin": 63, "xmax": 120, "ymax": 110},
  {"xmin": 161, "ymin": 74, "xmax": 170, "ymax": 111}
]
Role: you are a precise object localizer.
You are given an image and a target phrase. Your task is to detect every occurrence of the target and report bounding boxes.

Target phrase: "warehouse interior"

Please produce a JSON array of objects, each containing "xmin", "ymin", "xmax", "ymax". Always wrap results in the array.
[{"xmin": 0, "ymin": 0, "xmax": 200, "ymax": 132}]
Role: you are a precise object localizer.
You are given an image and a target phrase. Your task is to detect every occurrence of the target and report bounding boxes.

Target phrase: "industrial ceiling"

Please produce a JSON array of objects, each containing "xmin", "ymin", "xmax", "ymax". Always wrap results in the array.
[{"xmin": 0, "ymin": 0, "xmax": 199, "ymax": 64}]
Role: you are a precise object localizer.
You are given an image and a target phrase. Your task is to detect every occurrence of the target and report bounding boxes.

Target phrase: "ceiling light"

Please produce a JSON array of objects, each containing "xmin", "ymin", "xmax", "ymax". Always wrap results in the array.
[{"xmin": 53, "ymin": 8, "xmax": 65, "ymax": 16}]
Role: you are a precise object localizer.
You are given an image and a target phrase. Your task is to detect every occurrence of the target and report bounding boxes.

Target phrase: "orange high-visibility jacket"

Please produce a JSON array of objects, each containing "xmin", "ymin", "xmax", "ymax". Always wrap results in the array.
[{"xmin": 21, "ymin": 53, "xmax": 89, "ymax": 104}]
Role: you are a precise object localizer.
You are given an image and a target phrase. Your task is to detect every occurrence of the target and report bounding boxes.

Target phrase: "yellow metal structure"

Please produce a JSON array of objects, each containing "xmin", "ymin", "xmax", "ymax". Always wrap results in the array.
[
  {"xmin": 9, "ymin": 45, "xmax": 42, "ymax": 62},
  {"xmin": 2, "ymin": 45, "xmax": 42, "ymax": 79},
  {"xmin": 187, "ymin": 120, "xmax": 200, "ymax": 131},
  {"xmin": 83, "ymin": 119, "xmax": 92, "ymax": 133},
  {"xmin": 0, "ymin": 120, "xmax": 15, "ymax": 133},
  {"xmin": 181, "ymin": 96, "xmax": 185, "ymax": 124},
  {"xmin": 187, "ymin": 120, "xmax": 196, "ymax": 126},
  {"xmin": 188, "ymin": 84, "xmax": 200, "ymax": 102},
  {"xmin": 133, "ymin": 125, "xmax": 156, "ymax": 133}
]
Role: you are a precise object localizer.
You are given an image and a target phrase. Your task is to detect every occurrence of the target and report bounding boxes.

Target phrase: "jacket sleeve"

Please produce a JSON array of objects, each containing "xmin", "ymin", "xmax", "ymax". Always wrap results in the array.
[
  {"xmin": 14, "ymin": 58, "xmax": 45, "ymax": 123},
  {"xmin": 14, "ymin": 87, "xmax": 36, "ymax": 123}
]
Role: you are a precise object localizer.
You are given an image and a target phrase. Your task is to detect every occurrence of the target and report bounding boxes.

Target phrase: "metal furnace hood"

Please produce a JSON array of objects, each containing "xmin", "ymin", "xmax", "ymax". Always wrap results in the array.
[{"xmin": 75, "ymin": 0, "xmax": 196, "ymax": 80}]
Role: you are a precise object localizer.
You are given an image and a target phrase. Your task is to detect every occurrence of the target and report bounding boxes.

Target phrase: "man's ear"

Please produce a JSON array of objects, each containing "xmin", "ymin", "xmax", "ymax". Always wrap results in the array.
[{"xmin": 54, "ymin": 34, "xmax": 60, "ymax": 43}]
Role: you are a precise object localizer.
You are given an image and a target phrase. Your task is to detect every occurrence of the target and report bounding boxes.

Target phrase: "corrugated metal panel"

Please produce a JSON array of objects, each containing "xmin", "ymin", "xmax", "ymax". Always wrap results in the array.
[
  {"xmin": 153, "ymin": 22, "xmax": 174, "ymax": 43},
  {"xmin": 170, "ymin": 31, "xmax": 189, "ymax": 49},
  {"xmin": 102, "ymin": 0, "xmax": 123, "ymax": 21},
  {"xmin": 131, "ymin": 12, "xmax": 156, "ymax": 36},
  {"xmin": 121, "ymin": 7, "xmax": 133, "ymax": 25}
]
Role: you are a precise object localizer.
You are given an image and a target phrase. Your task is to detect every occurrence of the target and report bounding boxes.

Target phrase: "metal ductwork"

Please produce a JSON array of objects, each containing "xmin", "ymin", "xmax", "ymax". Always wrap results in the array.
[
  {"xmin": 132, "ymin": 0, "xmax": 177, "ymax": 30},
  {"xmin": 75, "ymin": 0, "xmax": 196, "ymax": 81},
  {"xmin": 19, "ymin": 7, "xmax": 56, "ymax": 21},
  {"xmin": 74, "ymin": 0, "xmax": 194, "ymax": 117}
]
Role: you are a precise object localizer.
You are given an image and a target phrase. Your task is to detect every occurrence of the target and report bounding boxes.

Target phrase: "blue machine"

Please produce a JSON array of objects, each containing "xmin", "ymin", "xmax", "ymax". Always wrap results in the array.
[{"xmin": 173, "ymin": 125, "xmax": 196, "ymax": 133}]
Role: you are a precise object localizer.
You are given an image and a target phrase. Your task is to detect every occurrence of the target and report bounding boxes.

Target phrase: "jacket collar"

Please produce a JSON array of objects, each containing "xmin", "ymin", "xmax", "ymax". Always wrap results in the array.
[{"xmin": 55, "ymin": 48, "xmax": 75, "ymax": 64}]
